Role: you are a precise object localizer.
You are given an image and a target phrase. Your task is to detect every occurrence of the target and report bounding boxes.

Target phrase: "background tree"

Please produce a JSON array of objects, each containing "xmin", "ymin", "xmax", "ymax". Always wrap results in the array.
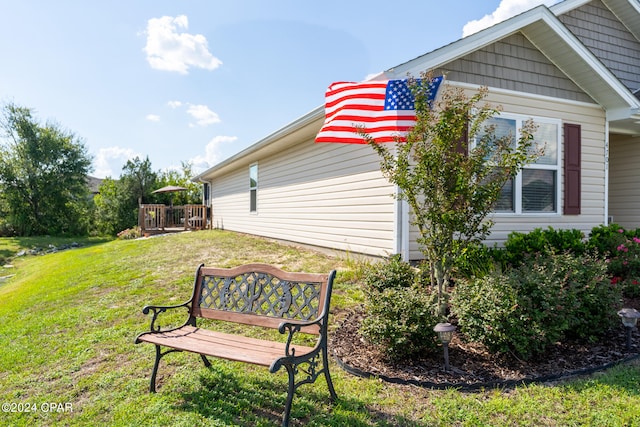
[
  {"xmin": 0, "ymin": 103, "xmax": 92, "ymax": 236},
  {"xmin": 155, "ymin": 161, "xmax": 202, "ymax": 206},
  {"xmin": 93, "ymin": 156, "xmax": 158, "ymax": 235},
  {"xmin": 121, "ymin": 156, "xmax": 157, "ymax": 207},
  {"xmin": 93, "ymin": 178, "xmax": 131, "ymax": 236},
  {"xmin": 362, "ymin": 74, "xmax": 539, "ymax": 315}
]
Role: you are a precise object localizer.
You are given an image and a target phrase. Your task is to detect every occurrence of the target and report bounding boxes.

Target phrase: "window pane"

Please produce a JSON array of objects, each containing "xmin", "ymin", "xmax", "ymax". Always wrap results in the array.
[
  {"xmin": 495, "ymin": 177, "xmax": 514, "ymax": 212},
  {"xmin": 532, "ymin": 122, "xmax": 558, "ymax": 165},
  {"xmin": 485, "ymin": 117, "xmax": 516, "ymax": 146},
  {"xmin": 522, "ymin": 169, "xmax": 556, "ymax": 212},
  {"xmin": 249, "ymin": 164, "xmax": 258, "ymax": 212},
  {"xmin": 249, "ymin": 164, "xmax": 258, "ymax": 188},
  {"xmin": 250, "ymin": 189, "xmax": 257, "ymax": 212}
]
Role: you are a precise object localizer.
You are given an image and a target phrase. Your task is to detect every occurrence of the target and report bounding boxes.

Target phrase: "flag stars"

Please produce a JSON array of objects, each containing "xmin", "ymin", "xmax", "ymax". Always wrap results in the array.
[{"xmin": 384, "ymin": 80, "xmax": 416, "ymax": 111}]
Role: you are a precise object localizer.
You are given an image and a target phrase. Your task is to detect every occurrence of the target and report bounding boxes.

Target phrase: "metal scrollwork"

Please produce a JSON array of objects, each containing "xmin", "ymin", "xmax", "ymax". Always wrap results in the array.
[
  {"xmin": 142, "ymin": 302, "xmax": 192, "ymax": 333},
  {"xmin": 277, "ymin": 281, "xmax": 293, "ymax": 317},
  {"xmin": 282, "ymin": 322, "xmax": 302, "ymax": 357}
]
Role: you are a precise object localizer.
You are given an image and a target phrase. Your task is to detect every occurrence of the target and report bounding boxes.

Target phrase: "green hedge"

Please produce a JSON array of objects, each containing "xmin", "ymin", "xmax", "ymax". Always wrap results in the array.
[{"xmin": 451, "ymin": 252, "xmax": 620, "ymax": 359}]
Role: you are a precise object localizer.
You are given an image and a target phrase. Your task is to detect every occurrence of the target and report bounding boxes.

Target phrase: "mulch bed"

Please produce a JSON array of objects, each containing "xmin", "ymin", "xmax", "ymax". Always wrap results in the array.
[{"xmin": 331, "ymin": 302, "xmax": 640, "ymax": 390}]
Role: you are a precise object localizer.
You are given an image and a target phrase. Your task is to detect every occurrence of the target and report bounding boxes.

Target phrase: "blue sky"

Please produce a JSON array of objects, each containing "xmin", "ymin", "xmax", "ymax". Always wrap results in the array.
[{"xmin": 0, "ymin": 0, "xmax": 559, "ymax": 179}]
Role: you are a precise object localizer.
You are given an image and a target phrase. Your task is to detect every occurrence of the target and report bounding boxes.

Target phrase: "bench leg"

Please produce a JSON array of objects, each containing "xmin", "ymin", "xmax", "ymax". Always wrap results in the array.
[
  {"xmin": 149, "ymin": 345, "xmax": 162, "ymax": 393},
  {"xmin": 149, "ymin": 345, "xmax": 181, "ymax": 393},
  {"xmin": 282, "ymin": 364, "xmax": 296, "ymax": 427},
  {"xmin": 200, "ymin": 354, "xmax": 212, "ymax": 368},
  {"xmin": 322, "ymin": 346, "xmax": 338, "ymax": 402}
]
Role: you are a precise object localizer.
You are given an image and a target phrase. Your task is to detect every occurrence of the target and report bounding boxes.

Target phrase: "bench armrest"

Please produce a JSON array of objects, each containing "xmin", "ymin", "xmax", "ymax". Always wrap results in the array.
[
  {"xmin": 278, "ymin": 316, "xmax": 325, "ymax": 357},
  {"xmin": 140, "ymin": 301, "xmax": 193, "ymax": 334}
]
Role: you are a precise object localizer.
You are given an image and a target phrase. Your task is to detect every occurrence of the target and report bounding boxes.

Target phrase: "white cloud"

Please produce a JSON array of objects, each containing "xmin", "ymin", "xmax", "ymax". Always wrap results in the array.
[
  {"xmin": 94, "ymin": 146, "xmax": 142, "ymax": 178},
  {"xmin": 167, "ymin": 100, "xmax": 183, "ymax": 108},
  {"xmin": 144, "ymin": 15, "xmax": 222, "ymax": 74},
  {"xmin": 146, "ymin": 114, "xmax": 160, "ymax": 122},
  {"xmin": 186, "ymin": 104, "xmax": 221, "ymax": 127},
  {"xmin": 462, "ymin": 0, "xmax": 561, "ymax": 37},
  {"xmin": 190, "ymin": 135, "xmax": 237, "ymax": 171}
]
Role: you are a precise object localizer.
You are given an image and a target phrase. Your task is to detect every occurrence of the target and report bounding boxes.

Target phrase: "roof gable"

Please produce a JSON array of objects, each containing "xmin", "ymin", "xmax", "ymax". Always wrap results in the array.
[
  {"xmin": 436, "ymin": 32, "xmax": 595, "ymax": 103},
  {"xmin": 386, "ymin": 3, "xmax": 639, "ymax": 119},
  {"xmin": 554, "ymin": 0, "xmax": 640, "ymax": 41},
  {"xmin": 556, "ymin": 0, "xmax": 640, "ymax": 94}
]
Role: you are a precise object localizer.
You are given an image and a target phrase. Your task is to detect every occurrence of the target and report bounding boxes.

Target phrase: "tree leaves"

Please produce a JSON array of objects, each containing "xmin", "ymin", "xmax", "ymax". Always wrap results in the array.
[
  {"xmin": 360, "ymin": 73, "xmax": 538, "ymax": 315},
  {"xmin": 0, "ymin": 103, "xmax": 92, "ymax": 235}
]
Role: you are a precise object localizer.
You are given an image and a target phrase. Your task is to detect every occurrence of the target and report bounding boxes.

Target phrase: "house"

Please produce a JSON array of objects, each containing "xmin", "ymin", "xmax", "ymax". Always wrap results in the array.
[{"xmin": 194, "ymin": 0, "xmax": 640, "ymax": 260}]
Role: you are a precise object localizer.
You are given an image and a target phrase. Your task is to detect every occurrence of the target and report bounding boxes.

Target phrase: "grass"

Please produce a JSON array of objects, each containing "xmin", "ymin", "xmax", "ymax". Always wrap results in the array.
[{"xmin": 0, "ymin": 229, "xmax": 639, "ymax": 426}]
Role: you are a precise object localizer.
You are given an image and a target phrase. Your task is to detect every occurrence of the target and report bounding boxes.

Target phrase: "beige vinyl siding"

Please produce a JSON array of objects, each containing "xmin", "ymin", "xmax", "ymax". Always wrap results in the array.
[
  {"xmin": 210, "ymin": 136, "xmax": 398, "ymax": 257},
  {"xmin": 608, "ymin": 134, "xmax": 640, "ymax": 229},
  {"xmin": 408, "ymin": 86, "xmax": 606, "ymax": 259}
]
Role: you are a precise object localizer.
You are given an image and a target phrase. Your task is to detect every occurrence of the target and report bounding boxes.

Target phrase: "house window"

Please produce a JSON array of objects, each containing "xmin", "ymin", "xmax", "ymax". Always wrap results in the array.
[
  {"xmin": 477, "ymin": 114, "xmax": 560, "ymax": 214},
  {"xmin": 203, "ymin": 183, "xmax": 210, "ymax": 206},
  {"xmin": 249, "ymin": 163, "xmax": 258, "ymax": 213}
]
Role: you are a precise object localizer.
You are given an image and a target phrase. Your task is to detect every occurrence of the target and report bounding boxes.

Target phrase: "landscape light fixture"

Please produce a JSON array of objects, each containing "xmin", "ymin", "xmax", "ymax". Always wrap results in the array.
[
  {"xmin": 433, "ymin": 322, "xmax": 456, "ymax": 371},
  {"xmin": 617, "ymin": 308, "xmax": 640, "ymax": 351}
]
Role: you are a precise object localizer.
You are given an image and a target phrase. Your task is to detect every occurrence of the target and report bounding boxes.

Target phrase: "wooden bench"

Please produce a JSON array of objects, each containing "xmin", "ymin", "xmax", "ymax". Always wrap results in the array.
[{"xmin": 135, "ymin": 263, "xmax": 338, "ymax": 427}]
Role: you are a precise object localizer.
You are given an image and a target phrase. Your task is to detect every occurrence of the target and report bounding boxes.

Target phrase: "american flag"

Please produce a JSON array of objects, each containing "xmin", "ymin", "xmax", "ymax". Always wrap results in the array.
[{"xmin": 315, "ymin": 76, "xmax": 443, "ymax": 144}]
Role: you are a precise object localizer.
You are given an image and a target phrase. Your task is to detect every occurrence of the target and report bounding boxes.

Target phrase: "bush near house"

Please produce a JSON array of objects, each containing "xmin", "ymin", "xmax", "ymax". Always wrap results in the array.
[
  {"xmin": 588, "ymin": 224, "xmax": 640, "ymax": 298},
  {"xmin": 496, "ymin": 227, "xmax": 586, "ymax": 267},
  {"xmin": 359, "ymin": 255, "xmax": 441, "ymax": 360},
  {"xmin": 452, "ymin": 252, "xmax": 620, "ymax": 359},
  {"xmin": 363, "ymin": 225, "xmax": 638, "ymax": 361}
]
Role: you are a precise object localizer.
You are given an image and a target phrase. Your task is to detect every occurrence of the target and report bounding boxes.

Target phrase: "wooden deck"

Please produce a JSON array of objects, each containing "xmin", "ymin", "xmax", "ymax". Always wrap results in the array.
[{"xmin": 139, "ymin": 204, "xmax": 208, "ymax": 235}]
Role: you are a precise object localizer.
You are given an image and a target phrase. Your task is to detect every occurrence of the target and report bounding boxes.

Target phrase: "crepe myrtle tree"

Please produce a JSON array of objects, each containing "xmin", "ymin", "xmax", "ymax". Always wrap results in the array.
[{"xmin": 360, "ymin": 72, "xmax": 540, "ymax": 316}]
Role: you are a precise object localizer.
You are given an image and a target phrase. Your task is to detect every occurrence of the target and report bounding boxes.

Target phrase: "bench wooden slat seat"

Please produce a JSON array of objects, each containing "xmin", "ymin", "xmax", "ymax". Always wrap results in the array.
[
  {"xmin": 135, "ymin": 263, "xmax": 337, "ymax": 427},
  {"xmin": 138, "ymin": 325, "xmax": 316, "ymax": 367}
]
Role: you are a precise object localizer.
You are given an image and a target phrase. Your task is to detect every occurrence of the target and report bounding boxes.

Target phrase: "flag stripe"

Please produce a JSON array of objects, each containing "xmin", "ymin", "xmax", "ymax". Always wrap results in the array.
[{"xmin": 316, "ymin": 76, "xmax": 443, "ymax": 144}]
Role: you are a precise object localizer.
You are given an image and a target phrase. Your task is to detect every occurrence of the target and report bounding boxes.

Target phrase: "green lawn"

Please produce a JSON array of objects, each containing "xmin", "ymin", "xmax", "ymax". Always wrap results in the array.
[{"xmin": 0, "ymin": 230, "xmax": 639, "ymax": 426}]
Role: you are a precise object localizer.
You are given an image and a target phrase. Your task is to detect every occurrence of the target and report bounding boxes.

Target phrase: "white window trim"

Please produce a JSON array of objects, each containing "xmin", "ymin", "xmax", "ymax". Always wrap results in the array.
[{"xmin": 474, "ymin": 112, "xmax": 562, "ymax": 216}]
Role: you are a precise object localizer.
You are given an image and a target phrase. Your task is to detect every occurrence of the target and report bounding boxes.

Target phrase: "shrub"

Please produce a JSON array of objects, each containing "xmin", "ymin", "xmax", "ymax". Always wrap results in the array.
[
  {"xmin": 117, "ymin": 226, "xmax": 142, "ymax": 240},
  {"xmin": 498, "ymin": 227, "xmax": 585, "ymax": 267},
  {"xmin": 362, "ymin": 254, "xmax": 417, "ymax": 292},
  {"xmin": 360, "ymin": 285, "xmax": 441, "ymax": 360},
  {"xmin": 560, "ymin": 253, "xmax": 621, "ymax": 341},
  {"xmin": 588, "ymin": 224, "xmax": 640, "ymax": 298},
  {"xmin": 452, "ymin": 243, "xmax": 497, "ymax": 279},
  {"xmin": 451, "ymin": 252, "xmax": 620, "ymax": 359},
  {"xmin": 360, "ymin": 256, "xmax": 440, "ymax": 360},
  {"xmin": 587, "ymin": 223, "xmax": 628, "ymax": 257},
  {"xmin": 619, "ymin": 279, "xmax": 640, "ymax": 298}
]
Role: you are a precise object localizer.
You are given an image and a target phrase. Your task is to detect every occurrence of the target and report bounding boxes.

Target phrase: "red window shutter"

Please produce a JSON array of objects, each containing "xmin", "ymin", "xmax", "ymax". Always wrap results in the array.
[
  {"xmin": 563, "ymin": 123, "xmax": 581, "ymax": 215},
  {"xmin": 455, "ymin": 120, "xmax": 469, "ymax": 155}
]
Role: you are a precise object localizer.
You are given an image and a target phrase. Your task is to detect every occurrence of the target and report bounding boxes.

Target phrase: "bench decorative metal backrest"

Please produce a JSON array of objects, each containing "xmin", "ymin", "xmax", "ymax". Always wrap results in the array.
[{"xmin": 191, "ymin": 264, "xmax": 329, "ymax": 333}]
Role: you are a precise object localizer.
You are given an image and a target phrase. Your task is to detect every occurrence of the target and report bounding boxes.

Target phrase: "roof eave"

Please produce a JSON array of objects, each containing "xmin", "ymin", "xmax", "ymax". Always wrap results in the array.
[
  {"xmin": 194, "ymin": 106, "xmax": 324, "ymax": 182},
  {"xmin": 385, "ymin": 5, "xmax": 552, "ymax": 78}
]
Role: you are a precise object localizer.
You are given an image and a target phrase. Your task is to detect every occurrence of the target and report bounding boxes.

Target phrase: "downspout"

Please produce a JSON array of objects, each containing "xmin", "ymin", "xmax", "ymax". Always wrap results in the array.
[
  {"xmin": 393, "ymin": 185, "xmax": 410, "ymax": 261},
  {"xmin": 604, "ymin": 121, "xmax": 610, "ymax": 225}
]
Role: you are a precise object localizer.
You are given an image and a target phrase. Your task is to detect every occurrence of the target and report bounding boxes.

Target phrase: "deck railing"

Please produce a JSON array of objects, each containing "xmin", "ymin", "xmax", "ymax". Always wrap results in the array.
[{"xmin": 139, "ymin": 204, "xmax": 208, "ymax": 233}]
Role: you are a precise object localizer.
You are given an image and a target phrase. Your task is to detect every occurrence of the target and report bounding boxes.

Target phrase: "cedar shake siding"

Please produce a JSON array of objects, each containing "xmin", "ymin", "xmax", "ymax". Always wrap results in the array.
[
  {"xmin": 437, "ymin": 33, "xmax": 594, "ymax": 103},
  {"xmin": 558, "ymin": 0, "xmax": 640, "ymax": 93}
]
